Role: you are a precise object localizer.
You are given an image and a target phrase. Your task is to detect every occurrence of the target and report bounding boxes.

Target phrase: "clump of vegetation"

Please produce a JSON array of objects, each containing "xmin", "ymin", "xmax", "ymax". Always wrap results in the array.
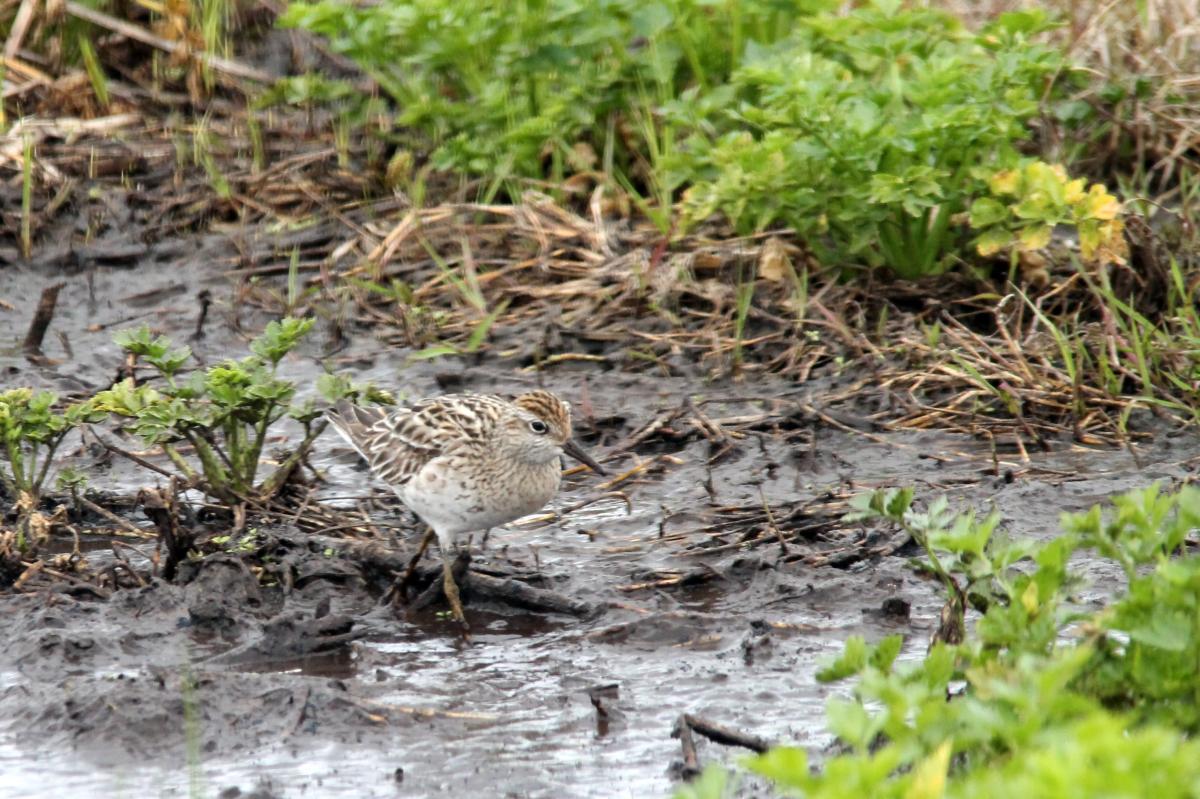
[
  {"xmin": 969, "ymin": 159, "xmax": 1128, "ymax": 268},
  {"xmin": 278, "ymin": 0, "xmax": 775, "ymax": 179},
  {"xmin": 674, "ymin": 7, "xmax": 1066, "ymax": 276},
  {"xmin": 94, "ymin": 318, "xmax": 326, "ymax": 505},
  {"xmin": 0, "ymin": 389, "xmax": 106, "ymax": 553},
  {"xmin": 281, "ymin": 0, "xmax": 1071, "ymax": 276},
  {"xmin": 678, "ymin": 484, "xmax": 1200, "ymax": 797}
]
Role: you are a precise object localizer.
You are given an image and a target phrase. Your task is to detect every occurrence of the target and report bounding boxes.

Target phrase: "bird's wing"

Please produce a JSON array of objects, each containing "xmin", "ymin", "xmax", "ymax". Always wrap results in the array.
[{"xmin": 326, "ymin": 395, "xmax": 504, "ymax": 486}]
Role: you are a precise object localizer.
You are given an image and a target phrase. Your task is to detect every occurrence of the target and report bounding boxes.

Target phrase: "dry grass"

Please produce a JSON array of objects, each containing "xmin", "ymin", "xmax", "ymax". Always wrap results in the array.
[
  {"xmin": 223, "ymin": 189, "xmax": 1196, "ymax": 451},
  {"xmin": 4, "ymin": 0, "xmax": 1200, "ymax": 458}
]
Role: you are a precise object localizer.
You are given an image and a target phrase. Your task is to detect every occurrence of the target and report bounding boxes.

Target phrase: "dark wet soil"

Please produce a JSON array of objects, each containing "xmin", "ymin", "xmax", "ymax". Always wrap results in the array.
[{"xmin": 2, "ymin": 225, "xmax": 1199, "ymax": 798}]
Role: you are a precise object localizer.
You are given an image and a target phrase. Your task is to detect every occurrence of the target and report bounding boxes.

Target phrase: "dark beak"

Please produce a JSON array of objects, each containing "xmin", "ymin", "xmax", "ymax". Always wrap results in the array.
[{"xmin": 563, "ymin": 438, "xmax": 606, "ymax": 475}]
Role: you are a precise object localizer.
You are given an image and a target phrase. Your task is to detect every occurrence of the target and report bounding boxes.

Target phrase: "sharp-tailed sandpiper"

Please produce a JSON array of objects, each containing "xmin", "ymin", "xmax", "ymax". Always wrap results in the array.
[{"xmin": 328, "ymin": 390, "xmax": 604, "ymax": 635}]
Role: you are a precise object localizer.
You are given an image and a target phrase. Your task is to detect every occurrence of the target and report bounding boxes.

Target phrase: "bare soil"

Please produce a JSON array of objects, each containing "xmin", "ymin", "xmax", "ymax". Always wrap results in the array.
[{"xmin": 1, "ymin": 230, "xmax": 1197, "ymax": 798}]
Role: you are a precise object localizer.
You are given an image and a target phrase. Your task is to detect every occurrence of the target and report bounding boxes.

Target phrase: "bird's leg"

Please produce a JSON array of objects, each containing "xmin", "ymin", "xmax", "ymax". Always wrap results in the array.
[
  {"xmin": 441, "ymin": 547, "xmax": 472, "ymax": 639},
  {"xmin": 478, "ymin": 527, "xmax": 493, "ymax": 551},
  {"xmin": 394, "ymin": 527, "xmax": 435, "ymax": 602},
  {"xmin": 382, "ymin": 527, "xmax": 435, "ymax": 606}
]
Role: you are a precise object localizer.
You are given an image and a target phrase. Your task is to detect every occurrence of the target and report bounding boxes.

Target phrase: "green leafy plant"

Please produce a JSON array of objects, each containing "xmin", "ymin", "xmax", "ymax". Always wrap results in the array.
[
  {"xmin": 279, "ymin": 0, "xmax": 785, "ymax": 185},
  {"xmin": 282, "ymin": 0, "xmax": 1067, "ymax": 275},
  {"xmin": 55, "ymin": 466, "xmax": 88, "ymax": 512},
  {"xmin": 734, "ymin": 651, "xmax": 1200, "ymax": 799},
  {"xmin": 1064, "ymin": 485, "xmax": 1200, "ymax": 731},
  {"xmin": 314, "ymin": 372, "xmax": 395, "ymax": 407},
  {"xmin": 95, "ymin": 318, "xmax": 322, "ymax": 505},
  {"xmin": 678, "ymin": 484, "xmax": 1200, "ymax": 797},
  {"xmin": 113, "ymin": 325, "xmax": 194, "ymax": 382},
  {"xmin": 54, "ymin": 465, "xmax": 88, "ymax": 494},
  {"xmin": 969, "ymin": 159, "xmax": 1129, "ymax": 266},
  {"xmin": 674, "ymin": 6, "xmax": 1065, "ymax": 277},
  {"xmin": 0, "ymin": 389, "xmax": 105, "ymax": 553},
  {"xmin": 845, "ymin": 487, "xmax": 1060, "ymax": 653},
  {"xmin": 0, "ymin": 388, "xmax": 104, "ymax": 515}
]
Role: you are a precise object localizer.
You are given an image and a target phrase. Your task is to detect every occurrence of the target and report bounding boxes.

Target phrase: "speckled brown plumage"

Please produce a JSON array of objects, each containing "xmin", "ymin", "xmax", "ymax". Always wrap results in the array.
[{"xmin": 326, "ymin": 390, "xmax": 604, "ymax": 634}]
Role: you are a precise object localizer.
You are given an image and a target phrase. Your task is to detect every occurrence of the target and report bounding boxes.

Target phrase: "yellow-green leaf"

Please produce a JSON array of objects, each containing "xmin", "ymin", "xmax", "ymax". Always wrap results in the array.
[
  {"xmin": 1079, "ymin": 222, "xmax": 1101, "ymax": 258},
  {"xmin": 988, "ymin": 169, "xmax": 1019, "ymax": 196},
  {"xmin": 905, "ymin": 740, "xmax": 952, "ymax": 799},
  {"xmin": 975, "ymin": 228, "xmax": 1012, "ymax": 257},
  {"xmin": 1086, "ymin": 184, "xmax": 1122, "ymax": 221},
  {"xmin": 1064, "ymin": 177, "xmax": 1086, "ymax": 205},
  {"xmin": 1017, "ymin": 224, "xmax": 1052, "ymax": 251},
  {"xmin": 1021, "ymin": 580, "xmax": 1039, "ymax": 614}
]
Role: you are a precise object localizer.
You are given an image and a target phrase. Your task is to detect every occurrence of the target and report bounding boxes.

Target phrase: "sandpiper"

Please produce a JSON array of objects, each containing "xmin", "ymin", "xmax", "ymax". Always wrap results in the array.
[{"xmin": 327, "ymin": 390, "xmax": 605, "ymax": 634}]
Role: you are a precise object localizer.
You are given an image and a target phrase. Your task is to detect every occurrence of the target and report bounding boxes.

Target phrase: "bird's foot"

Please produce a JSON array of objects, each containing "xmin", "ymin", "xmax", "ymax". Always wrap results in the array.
[{"xmin": 443, "ymin": 550, "xmax": 473, "ymax": 642}]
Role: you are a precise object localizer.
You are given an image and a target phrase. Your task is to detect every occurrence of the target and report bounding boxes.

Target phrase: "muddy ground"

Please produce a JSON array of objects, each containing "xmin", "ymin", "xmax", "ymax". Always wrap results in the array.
[{"xmin": 0, "ymin": 226, "xmax": 1198, "ymax": 799}]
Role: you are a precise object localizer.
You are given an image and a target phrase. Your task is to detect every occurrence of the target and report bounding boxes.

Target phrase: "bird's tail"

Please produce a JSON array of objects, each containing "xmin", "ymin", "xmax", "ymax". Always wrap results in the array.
[{"xmin": 326, "ymin": 400, "xmax": 389, "ymax": 463}]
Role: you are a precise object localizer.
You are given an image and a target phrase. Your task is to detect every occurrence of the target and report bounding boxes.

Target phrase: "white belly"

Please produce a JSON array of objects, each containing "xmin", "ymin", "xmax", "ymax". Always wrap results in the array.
[{"xmin": 396, "ymin": 457, "xmax": 561, "ymax": 543}]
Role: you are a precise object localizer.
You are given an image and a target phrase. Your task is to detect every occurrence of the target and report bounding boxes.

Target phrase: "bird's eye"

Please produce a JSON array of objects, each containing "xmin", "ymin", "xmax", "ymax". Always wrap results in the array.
[{"xmin": 529, "ymin": 420, "xmax": 549, "ymax": 434}]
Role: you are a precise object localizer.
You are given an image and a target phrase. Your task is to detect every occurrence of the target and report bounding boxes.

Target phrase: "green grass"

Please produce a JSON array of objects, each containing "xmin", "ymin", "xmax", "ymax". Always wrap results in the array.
[
  {"xmin": 1080, "ymin": 258, "xmax": 1200, "ymax": 427},
  {"xmin": 77, "ymin": 34, "xmax": 110, "ymax": 107}
]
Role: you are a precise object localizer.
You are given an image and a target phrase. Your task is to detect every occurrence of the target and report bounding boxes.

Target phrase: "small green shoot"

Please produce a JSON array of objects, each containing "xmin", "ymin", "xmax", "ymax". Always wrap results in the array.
[
  {"xmin": 21, "ymin": 134, "xmax": 33, "ymax": 259},
  {"xmin": 731, "ymin": 272, "xmax": 754, "ymax": 374},
  {"xmin": 192, "ymin": 118, "xmax": 232, "ymax": 200},
  {"xmin": 246, "ymin": 112, "xmax": 265, "ymax": 172},
  {"xmin": 77, "ymin": 35, "xmax": 110, "ymax": 107},
  {"xmin": 0, "ymin": 389, "xmax": 106, "ymax": 551},
  {"xmin": 55, "ymin": 466, "xmax": 88, "ymax": 510}
]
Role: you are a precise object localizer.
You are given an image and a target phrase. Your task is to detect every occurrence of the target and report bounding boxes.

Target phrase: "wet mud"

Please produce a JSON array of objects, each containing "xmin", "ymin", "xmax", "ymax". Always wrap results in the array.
[{"xmin": 1, "ymin": 243, "xmax": 1198, "ymax": 798}]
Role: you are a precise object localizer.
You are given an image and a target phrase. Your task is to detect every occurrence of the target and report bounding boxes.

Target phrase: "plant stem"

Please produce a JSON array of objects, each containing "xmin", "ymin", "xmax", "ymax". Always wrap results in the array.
[
  {"xmin": 258, "ymin": 418, "xmax": 329, "ymax": 499},
  {"xmin": 7, "ymin": 441, "xmax": 27, "ymax": 495},
  {"xmin": 163, "ymin": 443, "xmax": 200, "ymax": 483},
  {"xmin": 31, "ymin": 435, "xmax": 65, "ymax": 501},
  {"xmin": 188, "ymin": 431, "xmax": 235, "ymax": 495},
  {"xmin": 244, "ymin": 412, "xmax": 273, "ymax": 491}
]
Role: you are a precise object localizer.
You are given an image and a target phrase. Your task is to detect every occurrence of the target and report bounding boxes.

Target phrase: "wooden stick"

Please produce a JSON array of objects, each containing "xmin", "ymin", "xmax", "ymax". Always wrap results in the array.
[
  {"xmin": 672, "ymin": 715, "xmax": 702, "ymax": 779},
  {"xmin": 23, "ymin": 283, "xmax": 65, "ymax": 354},
  {"xmin": 683, "ymin": 714, "xmax": 772, "ymax": 753},
  {"xmin": 3, "ymin": 0, "xmax": 37, "ymax": 60},
  {"xmin": 79, "ymin": 497, "xmax": 153, "ymax": 538}
]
